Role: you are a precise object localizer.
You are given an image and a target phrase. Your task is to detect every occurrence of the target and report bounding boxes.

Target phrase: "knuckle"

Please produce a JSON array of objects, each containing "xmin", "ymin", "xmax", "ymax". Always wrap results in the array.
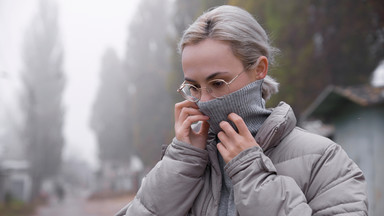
[
  {"xmin": 185, "ymin": 116, "xmax": 195, "ymax": 124},
  {"xmin": 180, "ymin": 107, "xmax": 191, "ymax": 115},
  {"xmin": 227, "ymin": 144, "xmax": 235, "ymax": 151},
  {"xmin": 183, "ymin": 116, "xmax": 190, "ymax": 124},
  {"xmin": 175, "ymin": 130, "xmax": 181, "ymax": 136},
  {"xmin": 175, "ymin": 101, "xmax": 185, "ymax": 109},
  {"xmin": 176, "ymin": 100, "xmax": 190, "ymax": 109}
]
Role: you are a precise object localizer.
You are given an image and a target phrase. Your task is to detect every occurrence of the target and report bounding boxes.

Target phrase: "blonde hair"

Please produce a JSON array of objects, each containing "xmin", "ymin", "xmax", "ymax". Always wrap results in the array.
[{"xmin": 178, "ymin": 5, "xmax": 279, "ymax": 100}]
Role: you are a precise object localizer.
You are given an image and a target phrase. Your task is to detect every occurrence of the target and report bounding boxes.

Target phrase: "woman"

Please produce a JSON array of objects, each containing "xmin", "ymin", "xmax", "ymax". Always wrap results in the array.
[{"xmin": 116, "ymin": 5, "xmax": 368, "ymax": 216}]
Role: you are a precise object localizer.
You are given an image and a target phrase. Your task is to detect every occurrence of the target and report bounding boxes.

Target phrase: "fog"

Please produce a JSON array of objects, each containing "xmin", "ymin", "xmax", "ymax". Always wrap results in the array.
[
  {"xmin": 1, "ymin": 0, "xmax": 140, "ymax": 169},
  {"xmin": 0, "ymin": 0, "xmax": 383, "ymax": 215}
]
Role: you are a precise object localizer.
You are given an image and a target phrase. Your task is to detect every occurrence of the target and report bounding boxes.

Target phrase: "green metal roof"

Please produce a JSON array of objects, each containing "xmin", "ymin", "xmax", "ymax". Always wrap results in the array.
[{"xmin": 301, "ymin": 85, "xmax": 384, "ymax": 121}]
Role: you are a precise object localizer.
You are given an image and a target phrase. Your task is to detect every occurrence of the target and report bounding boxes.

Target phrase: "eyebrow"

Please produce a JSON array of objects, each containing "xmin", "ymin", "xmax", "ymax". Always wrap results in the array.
[{"xmin": 184, "ymin": 71, "xmax": 229, "ymax": 83}]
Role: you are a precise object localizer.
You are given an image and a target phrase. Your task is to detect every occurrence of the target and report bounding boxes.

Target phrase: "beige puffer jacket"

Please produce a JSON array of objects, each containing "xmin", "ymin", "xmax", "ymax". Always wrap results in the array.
[{"xmin": 115, "ymin": 102, "xmax": 368, "ymax": 216}]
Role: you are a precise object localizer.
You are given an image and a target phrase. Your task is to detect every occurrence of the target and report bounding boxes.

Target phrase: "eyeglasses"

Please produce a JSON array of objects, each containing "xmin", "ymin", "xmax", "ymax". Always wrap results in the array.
[{"xmin": 177, "ymin": 70, "xmax": 244, "ymax": 102}]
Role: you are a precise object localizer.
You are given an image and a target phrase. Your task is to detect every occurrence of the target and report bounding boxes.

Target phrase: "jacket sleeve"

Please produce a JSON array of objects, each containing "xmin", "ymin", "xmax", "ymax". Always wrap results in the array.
[
  {"xmin": 225, "ymin": 144, "xmax": 368, "ymax": 216},
  {"xmin": 115, "ymin": 138, "xmax": 209, "ymax": 216}
]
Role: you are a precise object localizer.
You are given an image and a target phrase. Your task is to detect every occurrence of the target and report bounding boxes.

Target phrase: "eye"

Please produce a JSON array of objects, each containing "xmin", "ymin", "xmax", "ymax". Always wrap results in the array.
[
  {"xmin": 185, "ymin": 82, "xmax": 200, "ymax": 89},
  {"xmin": 188, "ymin": 85, "xmax": 199, "ymax": 92},
  {"xmin": 209, "ymin": 79, "xmax": 226, "ymax": 89},
  {"xmin": 182, "ymin": 84, "xmax": 199, "ymax": 95}
]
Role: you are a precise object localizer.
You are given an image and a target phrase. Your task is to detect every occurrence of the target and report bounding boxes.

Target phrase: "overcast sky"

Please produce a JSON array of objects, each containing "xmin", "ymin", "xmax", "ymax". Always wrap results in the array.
[{"xmin": 0, "ymin": 0, "xmax": 140, "ymax": 169}]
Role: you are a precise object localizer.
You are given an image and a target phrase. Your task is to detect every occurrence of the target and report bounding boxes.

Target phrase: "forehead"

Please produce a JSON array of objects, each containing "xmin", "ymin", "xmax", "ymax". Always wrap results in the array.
[{"xmin": 181, "ymin": 39, "xmax": 243, "ymax": 78}]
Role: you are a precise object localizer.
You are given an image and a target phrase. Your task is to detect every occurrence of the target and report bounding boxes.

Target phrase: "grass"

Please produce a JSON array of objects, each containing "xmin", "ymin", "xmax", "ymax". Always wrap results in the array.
[{"xmin": 0, "ymin": 200, "xmax": 36, "ymax": 216}]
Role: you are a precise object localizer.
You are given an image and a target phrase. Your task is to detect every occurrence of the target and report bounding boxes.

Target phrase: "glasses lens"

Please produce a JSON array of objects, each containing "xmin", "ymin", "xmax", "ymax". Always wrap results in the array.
[
  {"xmin": 180, "ymin": 84, "xmax": 200, "ymax": 102},
  {"xmin": 207, "ymin": 79, "xmax": 230, "ymax": 98}
]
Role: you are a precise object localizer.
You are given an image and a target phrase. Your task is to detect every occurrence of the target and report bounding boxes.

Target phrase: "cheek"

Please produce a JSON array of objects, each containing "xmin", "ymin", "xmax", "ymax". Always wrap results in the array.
[
  {"xmin": 229, "ymin": 76, "xmax": 252, "ymax": 93},
  {"xmin": 246, "ymin": 70, "xmax": 259, "ymax": 82}
]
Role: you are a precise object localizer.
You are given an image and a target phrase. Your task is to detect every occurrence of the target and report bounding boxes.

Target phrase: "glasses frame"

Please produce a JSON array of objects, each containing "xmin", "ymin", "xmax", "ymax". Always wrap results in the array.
[{"xmin": 177, "ymin": 70, "xmax": 245, "ymax": 102}]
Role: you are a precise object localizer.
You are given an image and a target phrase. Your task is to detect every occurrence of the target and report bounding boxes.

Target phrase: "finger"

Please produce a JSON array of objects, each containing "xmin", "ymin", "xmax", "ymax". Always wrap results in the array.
[
  {"xmin": 217, "ymin": 142, "xmax": 227, "ymax": 153},
  {"xmin": 174, "ymin": 100, "xmax": 199, "ymax": 121},
  {"xmin": 217, "ymin": 131, "xmax": 230, "ymax": 148},
  {"xmin": 199, "ymin": 120, "xmax": 210, "ymax": 135},
  {"xmin": 217, "ymin": 142, "xmax": 229, "ymax": 161},
  {"xmin": 219, "ymin": 121, "xmax": 237, "ymax": 137},
  {"xmin": 181, "ymin": 115, "xmax": 209, "ymax": 129},
  {"xmin": 177, "ymin": 115, "xmax": 208, "ymax": 139},
  {"xmin": 228, "ymin": 113, "xmax": 249, "ymax": 136},
  {"xmin": 179, "ymin": 107, "xmax": 206, "ymax": 123}
]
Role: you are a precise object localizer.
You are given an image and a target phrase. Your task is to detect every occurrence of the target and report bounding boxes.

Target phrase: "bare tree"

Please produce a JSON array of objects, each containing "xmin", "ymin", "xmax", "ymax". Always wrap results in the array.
[{"xmin": 20, "ymin": 0, "xmax": 65, "ymax": 201}]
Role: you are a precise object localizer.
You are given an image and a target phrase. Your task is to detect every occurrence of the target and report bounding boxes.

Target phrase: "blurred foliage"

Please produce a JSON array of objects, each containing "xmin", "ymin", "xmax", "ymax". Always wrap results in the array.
[
  {"xmin": 0, "ymin": 193, "xmax": 51, "ymax": 216},
  {"xmin": 228, "ymin": 0, "xmax": 384, "ymax": 113},
  {"xmin": 90, "ymin": 48, "xmax": 133, "ymax": 165},
  {"xmin": 168, "ymin": 0, "xmax": 384, "ymax": 115},
  {"xmin": 20, "ymin": 0, "xmax": 65, "ymax": 199},
  {"xmin": 92, "ymin": 0, "xmax": 174, "ymax": 167},
  {"xmin": 0, "ymin": 198, "xmax": 39, "ymax": 216},
  {"xmin": 92, "ymin": 0, "xmax": 384, "ymax": 169},
  {"xmin": 122, "ymin": 0, "xmax": 174, "ymax": 167}
]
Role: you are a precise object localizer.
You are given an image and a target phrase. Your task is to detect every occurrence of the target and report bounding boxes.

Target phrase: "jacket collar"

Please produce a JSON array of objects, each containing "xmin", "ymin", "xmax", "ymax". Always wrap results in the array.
[{"xmin": 255, "ymin": 102, "xmax": 297, "ymax": 151}]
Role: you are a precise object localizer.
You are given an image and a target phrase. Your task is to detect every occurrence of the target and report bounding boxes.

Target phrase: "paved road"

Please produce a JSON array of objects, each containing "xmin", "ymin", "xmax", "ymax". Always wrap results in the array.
[{"xmin": 33, "ymin": 192, "xmax": 134, "ymax": 216}]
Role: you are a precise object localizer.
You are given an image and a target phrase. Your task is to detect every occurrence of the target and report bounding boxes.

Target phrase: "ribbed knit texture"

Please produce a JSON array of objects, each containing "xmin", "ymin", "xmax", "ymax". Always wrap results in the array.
[
  {"xmin": 197, "ymin": 79, "xmax": 272, "ymax": 215},
  {"xmin": 218, "ymin": 152, "xmax": 236, "ymax": 216},
  {"xmin": 197, "ymin": 79, "xmax": 271, "ymax": 136}
]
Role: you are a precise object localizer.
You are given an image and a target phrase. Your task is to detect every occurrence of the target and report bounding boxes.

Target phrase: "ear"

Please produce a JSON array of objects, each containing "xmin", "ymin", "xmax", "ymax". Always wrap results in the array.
[{"xmin": 252, "ymin": 56, "xmax": 268, "ymax": 80}]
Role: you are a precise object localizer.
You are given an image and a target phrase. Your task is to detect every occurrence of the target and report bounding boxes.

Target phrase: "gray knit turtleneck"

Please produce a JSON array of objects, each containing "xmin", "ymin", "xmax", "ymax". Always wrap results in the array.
[
  {"xmin": 197, "ymin": 79, "xmax": 271, "ymax": 137},
  {"xmin": 218, "ymin": 152, "xmax": 237, "ymax": 216},
  {"xmin": 197, "ymin": 79, "xmax": 271, "ymax": 215}
]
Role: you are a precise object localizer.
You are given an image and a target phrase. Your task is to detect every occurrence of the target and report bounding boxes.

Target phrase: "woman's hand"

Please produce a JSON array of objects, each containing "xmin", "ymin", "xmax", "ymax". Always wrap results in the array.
[
  {"xmin": 217, "ymin": 113, "xmax": 259, "ymax": 163},
  {"xmin": 174, "ymin": 100, "xmax": 210, "ymax": 149}
]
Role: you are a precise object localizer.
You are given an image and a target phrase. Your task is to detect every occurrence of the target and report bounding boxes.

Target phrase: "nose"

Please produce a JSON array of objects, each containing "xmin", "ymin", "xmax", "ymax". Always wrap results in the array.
[{"xmin": 199, "ymin": 89, "xmax": 215, "ymax": 102}]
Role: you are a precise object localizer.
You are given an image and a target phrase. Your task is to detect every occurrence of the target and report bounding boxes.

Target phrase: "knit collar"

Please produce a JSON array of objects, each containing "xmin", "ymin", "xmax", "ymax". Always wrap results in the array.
[{"xmin": 197, "ymin": 79, "xmax": 271, "ymax": 136}]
